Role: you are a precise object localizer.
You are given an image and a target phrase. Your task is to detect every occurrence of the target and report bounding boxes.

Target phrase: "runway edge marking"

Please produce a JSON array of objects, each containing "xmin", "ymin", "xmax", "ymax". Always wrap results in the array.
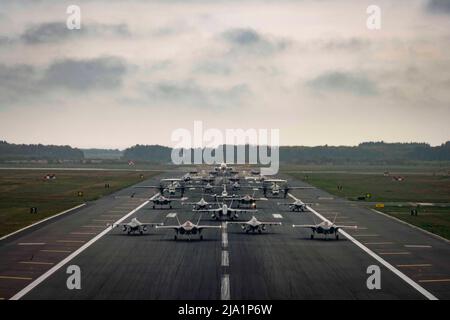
[
  {"xmin": 9, "ymin": 200, "xmax": 150, "ymax": 300},
  {"xmin": 288, "ymin": 193, "xmax": 438, "ymax": 300},
  {"xmin": 0, "ymin": 203, "xmax": 86, "ymax": 241}
]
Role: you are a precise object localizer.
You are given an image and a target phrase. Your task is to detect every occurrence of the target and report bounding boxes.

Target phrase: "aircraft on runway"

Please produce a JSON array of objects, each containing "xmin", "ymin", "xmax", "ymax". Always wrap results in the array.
[
  {"xmin": 109, "ymin": 218, "xmax": 163, "ymax": 235},
  {"xmin": 292, "ymin": 215, "xmax": 357, "ymax": 240},
  {"xmin": 227, "ymin": 216, "xmax": 281, "ymax": 234},
  {"xmin": 136, "ymin": 179, "xmax": 187, "ymax": 196},
  {"xmin": 194, "ymin": 200, "xmax": 258, "ymax": 220},
  {"xmin": 156, "ymin": 214, "xmax": 221, "ymax": 240},
  {"xmin": 149, "ymin": 194, "xmax": 187, "ymax": 209},
  {"xmin": 234, "ymin": 193, "xmax": 268, "ymax": 208},
  {"xmin": 182, "ymin": 197, "xmax": 211, "ymax": 210},
  {"xmin": 260, "ymin": 180, "xmax": 314, "ymax": 198},
  {"xmin": 278, "ymin": 199, "xmax": 311, "ymax": 212}
]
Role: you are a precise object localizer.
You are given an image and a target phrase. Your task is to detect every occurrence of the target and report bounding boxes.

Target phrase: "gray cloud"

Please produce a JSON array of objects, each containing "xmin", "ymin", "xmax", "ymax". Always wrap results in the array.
[
  {"xmin": 21, "ymin": 22, "xmax": 130, "ymax": 44},
  {"xmin": 319, "ymin": 38, "xmax": 371, "ymax": 51},
  {"xmin": 306, "ymin": 71, "xmax": 378, "ymax": 96},
  {"xmin": 221, "ymin": 28, "xmax": 289, "ymax": 55},
  {"xmin": 43, "ymin": 57, "xmax": 127, "ymax": 90},
  {"xmin": 426, "ymin": 0, "xmax": 450, "ymax": 13},
  {"xmin": 143, "ymin": 80, "xmax": 250, "ymax": 109},
  {"xmin": 0, "ymin": 65, "xmax": 39, "ymax": 105},
  {"xmin": 0, "ymin": 56, "xmax": 127, "ymax": 105}
]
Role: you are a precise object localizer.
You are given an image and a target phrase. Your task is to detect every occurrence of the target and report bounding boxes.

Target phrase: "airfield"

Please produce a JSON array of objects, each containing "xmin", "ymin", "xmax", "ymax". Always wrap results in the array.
[{"xmin": 0, "ymin": 168, "xmax": 449, "ymax": 300}]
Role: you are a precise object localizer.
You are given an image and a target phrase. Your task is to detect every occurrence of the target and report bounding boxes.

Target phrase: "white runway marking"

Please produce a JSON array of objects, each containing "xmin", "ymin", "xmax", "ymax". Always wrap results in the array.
[
  {"xmin": 166, "ymin": 213, "xmax": 177, "ymax": 218},
  {"xmin": 288, "ymin": 193, "xmax": 438, "ymax": 300},
  {"xmin": 272, "ymin": 214, "xmax": 283, "ymax": 219},
  {"xmin": 404, "ymin": 245, "xmax": 432, "ymax": 248},
  {"xmin": 10, "ymin": 200, "xmax": 149, "ymax": 300},
  {"xmin": 17, "ymin": 243, "xmax": 45, "ymax": 246},
  {"xmin": 221, "ymin": 274, "xmax": 230, "ymax": 300},
  {"xmin": 221, "ymin": 251, "xmax": 229, "ymax": 267}
]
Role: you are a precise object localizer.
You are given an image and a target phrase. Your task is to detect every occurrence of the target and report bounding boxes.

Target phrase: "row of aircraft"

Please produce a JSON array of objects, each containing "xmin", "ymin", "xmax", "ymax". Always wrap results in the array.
[{"xmin": 109, "ymin": 164, "xmax": 357, "ymax": 240}]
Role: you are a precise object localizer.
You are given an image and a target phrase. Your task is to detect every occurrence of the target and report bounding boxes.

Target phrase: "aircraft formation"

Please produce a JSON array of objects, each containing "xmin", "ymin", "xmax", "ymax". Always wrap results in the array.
[{"xmin": 110, "ymin": 162, "xmax": 358, "ymax": 240}]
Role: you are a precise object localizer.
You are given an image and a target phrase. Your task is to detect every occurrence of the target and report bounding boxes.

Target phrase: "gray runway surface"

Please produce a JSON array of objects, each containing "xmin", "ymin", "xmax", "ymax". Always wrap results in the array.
[{"xmin": 0, "ymin": 170, "xmax": 449, "ymax": 300}]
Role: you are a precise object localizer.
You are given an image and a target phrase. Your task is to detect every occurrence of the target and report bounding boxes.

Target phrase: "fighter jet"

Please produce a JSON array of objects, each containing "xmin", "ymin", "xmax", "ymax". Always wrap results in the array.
[
  {"xmin": 156, "ymin": 214, "xmax": 221, "ymax": 240},
  {"xmin": 182, "ymin": 197, "xmax": 211, "ymax": 210},
  {"xmin": 109, "ymin": 218, "xmax": 163, "ymax": 235},
  {"xmin": 227, "ymin": 216, "xmax": 281, "ymax": 234},
  {"xmin": 292, "ymin": 214, "xmax": 357, "ymax": 240},
  {"xmin": 234, "ymin": 193, "xmax": 268, "ymax": 208},
  {"xmin": 149, "ymin": 193, "xmax": 187, "ymax": 209},
  {"xmin": 135, "ymin": 179, "xmax": 186, "ymax": 196},
  {"xmin": 278, "ymin": 199, "xmax": 311, "ymax": 212},
  {"xmin": 261, "ymin": 180, "xmax": 314, "ymax": 198},
  {"xmin": 195, "ymin": 199, "xmax": 258, "ymax": 220}
]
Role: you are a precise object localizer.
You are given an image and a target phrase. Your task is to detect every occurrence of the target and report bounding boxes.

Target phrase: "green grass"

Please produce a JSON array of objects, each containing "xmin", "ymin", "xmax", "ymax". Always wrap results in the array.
[
  {"xmin": 286, "ymin": 172, "xmax": 450, "ymax": 203},
  {"xmin": 0, "ymin": 170, "xmax": 160, "ymax": 237},
  {"xmin": 285, "ymin": 169, "xmax": 450, "ymax": 240},
  {"xmin": 378, "ymin": 206, "xmax": 450, "ymax": 240}
]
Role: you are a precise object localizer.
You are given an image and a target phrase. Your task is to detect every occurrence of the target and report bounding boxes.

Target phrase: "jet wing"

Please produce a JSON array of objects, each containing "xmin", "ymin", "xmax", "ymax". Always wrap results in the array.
[
  {"xmin": 197, "ymin": 225, "xmax": 222, "ymax": 230},
  {"xmin": 335, "ymin": 225, "xmax": 358, "ymax": 230},
  {"xmin": 259, "ymin": 222, "xmax": 282, "ymax": 226},
  {"xmin": 286, "ymin": 187, "xmax": 315, "ymax": 189},
  {"xmin": 229, "ymin": 208, "xmax": 258, "ymax": 213},
  {"xmin": 141, "ymin": 222, "xmax": 164, "ymax": 227},
  {"xmin": 155, "ymin": 225, "xmax": 180, "ymax": 231},
  {"xmin": 292, "ymin": 224, "xmax": 316, "ymax": 229}
]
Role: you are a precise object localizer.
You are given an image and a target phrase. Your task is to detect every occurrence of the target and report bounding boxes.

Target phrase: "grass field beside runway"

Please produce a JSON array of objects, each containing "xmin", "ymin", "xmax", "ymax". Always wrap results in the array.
[
  {"xmin": 378, "ymin": 206, "xmax": 450, "ymax": 240},
  {"xmin": 286, "ymin": 172, "xmax": 450, "ymax": 203},
  {"xmin": 0, "ymin": 170, "xmax": 160, "ymax": 237},
  {"xmin": 285, "ymin": 170, "xmax": 450, "ymax": 240}
]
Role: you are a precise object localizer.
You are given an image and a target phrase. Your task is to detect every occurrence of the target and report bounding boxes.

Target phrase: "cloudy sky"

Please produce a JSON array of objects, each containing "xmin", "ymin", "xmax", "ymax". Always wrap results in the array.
[{"xmin": 0, "ymin": 0, "xmax": 449, "ymax": 149}]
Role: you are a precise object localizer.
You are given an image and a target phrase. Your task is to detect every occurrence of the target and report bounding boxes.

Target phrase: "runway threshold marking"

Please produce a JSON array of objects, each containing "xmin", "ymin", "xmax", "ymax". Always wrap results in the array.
[
  {"xmin": 288, "ymin": 193, "xmax": 439, "ymax": 300},
  {"xmin": 10, "ymin": 200, "xmax": 149, "ymax": 300}
]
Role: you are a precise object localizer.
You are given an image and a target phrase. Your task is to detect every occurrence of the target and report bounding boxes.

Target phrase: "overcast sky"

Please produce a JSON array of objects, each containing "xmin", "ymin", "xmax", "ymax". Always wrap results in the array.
[{"xmin": 0, "ymin": 0, "xmax": 449, "ymax": 149}]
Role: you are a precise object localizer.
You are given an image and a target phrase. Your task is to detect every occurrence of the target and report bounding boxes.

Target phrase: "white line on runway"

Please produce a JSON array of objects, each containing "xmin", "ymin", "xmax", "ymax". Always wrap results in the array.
[
  {"xmin": 10, "ymin": 200, "xmax": 149, "ymax": 300},
  {"xmin": 222, "ymin": 251, "xmax": 229, "ymax": 267},
  {"xmin": 166, "ymin": 213, "xmax": 177, "ymax": 218},
  {"xmin": 17, "ymin": 243, "xmax": 46, "ymax": 246},
  {"xmin": 221, "ymin": 274, "xmax": 230, "ymax": 300},
  {"xmin": 272, "ymin": 214, "xmax": 283, "ymax": 219},
  {"xmin": 288, "ymin": 193, "xmax": 438, "ymax": 300},
  {"xmin": 404, "ymin": 245, "xmax": 432, "ymax": 248}
]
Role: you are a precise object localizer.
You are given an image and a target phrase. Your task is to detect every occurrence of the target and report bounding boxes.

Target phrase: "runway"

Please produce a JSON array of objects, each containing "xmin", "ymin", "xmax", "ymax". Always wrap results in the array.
[{"xmin": 0, "ymin": 170, "xmax": 449, "ymax": 300}]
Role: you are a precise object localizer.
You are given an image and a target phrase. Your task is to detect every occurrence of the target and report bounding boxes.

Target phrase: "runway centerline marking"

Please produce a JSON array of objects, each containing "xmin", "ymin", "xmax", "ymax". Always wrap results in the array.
[
  {"xmin": 221, "ymin": 274, "xmax": 230, "ymax": 300},
  {"xmin": 166, "ymin": 213, "xmax": 177, "ymax": 218},
  {"xmin": 288, "ymin": 193, "xmax": 438, "ymax": 300},
  {"xmin": 10, "ymin": 200, "xmax": 149, "ymax": 300},
  {"xmin": 272, "ymin": 214, "xmax": 283, "ymax": 219},
  {"xmin": 56, "ymin": 240, "xmax": 85, "ymax": 243},
  {"xmin": 221, "ymin": 250, "xmax": 229, "ymax": 267}
]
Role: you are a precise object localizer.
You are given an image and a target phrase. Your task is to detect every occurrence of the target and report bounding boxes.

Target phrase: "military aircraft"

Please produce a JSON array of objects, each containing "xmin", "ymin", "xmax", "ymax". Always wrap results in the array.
[
  {"xmin": 155, "ymin": 214, "xmax": 221, "ymax": 240},
  {"xmin": 109, "ymin": 218, "xmax": 163, "ymax": 235},
  {"xmin": 149, "ymin": 193, "xmax": 187, "ymax": 209},
  {"xmin": 227, "ymin": 216, "xmax": 281, "ymax": 234},
  {"xmin": 194, "ymin": 199, "xmax": 258, "ymax": 220},
  {"xmin": 292, "ymin": 214, "xmax": 357, "ymax": 240},
  {"xmin": 260, "ymin": 180, "xmax": 314, "ymax": 198},
  {"xmin": 278, "ymin": 199, "xmax": 311, "ymax": 212},
  {"xmin": 135, "ymin": 179, "xmax": 187, "ymax": 196},
  {"xmin": 182, "ymin": 197, "xmax": 211, "ymax": 210},
  {"xmin": 234, "ymin": 193, "xmax": 268, "ymax": 208}
]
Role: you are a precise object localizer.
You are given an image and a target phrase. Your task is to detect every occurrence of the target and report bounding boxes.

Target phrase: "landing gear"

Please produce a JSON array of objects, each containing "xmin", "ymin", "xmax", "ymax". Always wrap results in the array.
[
  {"xmin": 153, "ymin": 205, "xmax": 155, "ymax": 209},
  {"xmin": 310, "ymin": 233, "xmax": 314, "ymax": 239},
  {"xmin": 174, "ymin": 235, "xmax": 178, "ymax": 241},
  {"xmin": 170, "ymin": 205, "xmax": 172, "ymax": 209},
  {"xmin": 335, "ymin": 233, "xmax": 339, "ymax": 240},
  {"xmin": 200, "ymin": 235, "xmax": 204, "ymax": 241},
  {"xmin": 258, "ymin": 229, "xmax": 262, "ymax": 234}
]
